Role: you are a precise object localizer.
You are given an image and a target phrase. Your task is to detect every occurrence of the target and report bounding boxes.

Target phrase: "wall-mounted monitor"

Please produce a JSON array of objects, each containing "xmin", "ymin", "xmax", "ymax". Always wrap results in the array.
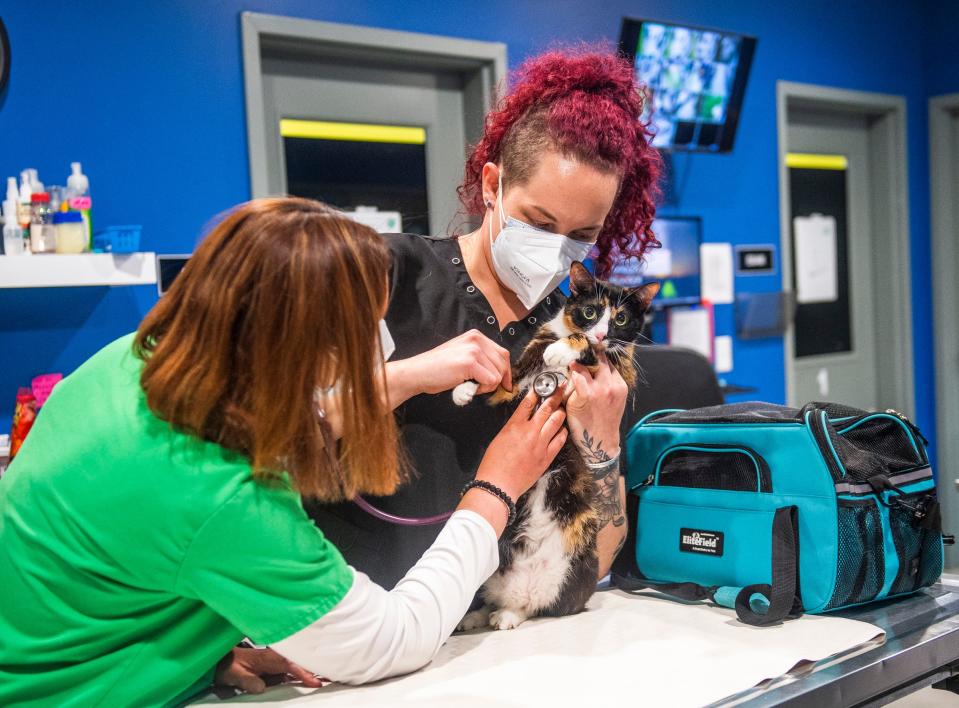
[
  {"xmin": 619, "ymin": 18, "xmax": 757, "ymax": 153},
  {"xmin": 607, "ymin": 216, "xmax": 702, "ymax": 309}
]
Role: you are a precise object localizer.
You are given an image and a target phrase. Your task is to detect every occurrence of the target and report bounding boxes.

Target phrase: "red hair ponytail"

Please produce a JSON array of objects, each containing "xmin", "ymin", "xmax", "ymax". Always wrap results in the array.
[{"xmin": 458, "ymin": 48, "xmax": 662, "ymax": 277}]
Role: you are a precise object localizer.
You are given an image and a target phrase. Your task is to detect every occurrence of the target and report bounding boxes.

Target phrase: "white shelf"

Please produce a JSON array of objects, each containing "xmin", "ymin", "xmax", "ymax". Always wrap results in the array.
[{"xmin": 0, "ymin": 253, "xmax": 157, "ymax": 288}]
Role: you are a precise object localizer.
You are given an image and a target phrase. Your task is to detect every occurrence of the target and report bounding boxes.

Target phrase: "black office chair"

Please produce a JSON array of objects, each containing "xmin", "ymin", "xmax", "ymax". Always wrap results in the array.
[
  {"xmin": 612, "ymin": 345, "xmax": 725, "ymax": 578},
  {"xmin": 619, "ymin": 344, "xmax": 724, "ymax": 438}
]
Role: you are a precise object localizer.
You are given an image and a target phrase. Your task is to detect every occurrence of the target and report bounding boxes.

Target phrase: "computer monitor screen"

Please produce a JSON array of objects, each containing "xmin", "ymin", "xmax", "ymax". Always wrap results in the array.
[
  {"xmin": 607, "ymin": 216, "xmax": 701, "ymax": 308},
  {"xmin": 619, "ymin": 18, "xmax": 756, "ymax": 152},
  {"xmin": 156, "ymin": 255, "xmax": 190, "ymax": 296}
]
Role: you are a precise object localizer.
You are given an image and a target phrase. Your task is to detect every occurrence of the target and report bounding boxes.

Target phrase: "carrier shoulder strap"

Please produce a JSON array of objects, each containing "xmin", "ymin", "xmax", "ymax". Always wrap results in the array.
[{"xmin": 612, "ymin": 506, "xmax": 801, "ymax": 627}]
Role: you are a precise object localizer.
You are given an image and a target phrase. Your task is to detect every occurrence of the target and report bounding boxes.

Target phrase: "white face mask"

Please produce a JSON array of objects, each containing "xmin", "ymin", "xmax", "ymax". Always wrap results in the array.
[
  {"xmin": 378, "ymin": 318, "xmax": 395, "ymax": 362},
  {"xmin": 488, "ymin": 171, "xmax": 595, "ymax": 309}
]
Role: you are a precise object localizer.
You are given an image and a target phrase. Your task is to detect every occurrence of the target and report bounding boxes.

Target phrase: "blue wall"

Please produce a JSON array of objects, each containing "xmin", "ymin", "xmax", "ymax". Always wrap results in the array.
[
  {"xmin": 923, "ymin": 0, "xmax": 959, "ymax": 97},
  {"xmin": 0, "ymin": 1, "xmax": 949, "ymax": 462}
]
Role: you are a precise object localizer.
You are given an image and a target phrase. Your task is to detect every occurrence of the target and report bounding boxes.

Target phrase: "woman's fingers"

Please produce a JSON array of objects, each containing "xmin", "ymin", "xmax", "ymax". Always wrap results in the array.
[
  {"xmin": 468, "ymin": 356, "xmax": 501, "ymax": 389},
  {"xmin": 546, "ymin": 426, "xmax": 569, "ymax": 458},
  {"xmin": 482, "ymin": 339, "xmax": 513, "ymax": 391},
  {"xmin": 540, "ymin": 407, "xmax": 567, "ymax": 443},
  {"xmin": 470, "ymin": 333, "xmax": 513, "ymax": 391},
  {"xmin": 567, "ymin": 366, "xmax": 591, "ymax": 410},
  {"xmin": 285, "ymin": 661, "xmax": 324, "ymax": 688},
  {"xmin": 532, "ymin": 387, "xmax": 564, "ymax": 422},
  {"xmin": 512, "ymin": 388, "xmax": 539, "ymax": 421},
  {"xmin": 230, "ymin": 668, "xmax": 267, "ymax": 694}
]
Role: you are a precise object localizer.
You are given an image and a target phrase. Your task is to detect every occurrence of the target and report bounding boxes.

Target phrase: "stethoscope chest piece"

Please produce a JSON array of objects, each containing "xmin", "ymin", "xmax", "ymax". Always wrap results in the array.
[{"xmin": 532, "ymin": 371, "xmax": 566, "ymax": 399}]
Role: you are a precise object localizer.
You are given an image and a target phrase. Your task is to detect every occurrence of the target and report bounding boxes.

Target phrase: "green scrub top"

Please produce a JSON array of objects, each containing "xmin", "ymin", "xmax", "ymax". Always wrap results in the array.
[{"xmin": 0, "ymin": 334, "xmax": 353, "ymax": 707}]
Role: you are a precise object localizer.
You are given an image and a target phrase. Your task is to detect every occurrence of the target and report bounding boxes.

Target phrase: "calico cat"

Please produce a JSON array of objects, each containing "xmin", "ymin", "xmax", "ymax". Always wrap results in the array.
[{"xmin": 452, "ymin": 261, "xmax": 659, "ymax": 630}]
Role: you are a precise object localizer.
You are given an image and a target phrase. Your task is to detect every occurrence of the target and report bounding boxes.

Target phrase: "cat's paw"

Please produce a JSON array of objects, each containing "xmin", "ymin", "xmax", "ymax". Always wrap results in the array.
[
  {"xmin": 543, "ymin": 341, "xmax": 580, "ymax": 369},
  {"xmin": 457, "ymin": 606, "xmax": 491, "ymax": 632},
  {"xmin": 489, "ymin": 608, "xmax": 529, "ymax": 630},
  {"xmin": 452, "ymin": 381, "xmax": 479, "ymax": 406}
]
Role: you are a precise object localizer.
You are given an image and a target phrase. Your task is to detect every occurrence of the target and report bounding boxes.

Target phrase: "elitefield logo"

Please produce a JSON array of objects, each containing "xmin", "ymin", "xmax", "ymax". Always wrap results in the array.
[{"xmin": 679, "ymin": 528, "xmax": 724, "ymax": 556}]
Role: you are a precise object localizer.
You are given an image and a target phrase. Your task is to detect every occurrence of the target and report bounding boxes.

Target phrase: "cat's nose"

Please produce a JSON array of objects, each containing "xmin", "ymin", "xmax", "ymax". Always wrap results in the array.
[{"xmin": 594, "ymin": 331, "xmax": 606, "ymax": 342}]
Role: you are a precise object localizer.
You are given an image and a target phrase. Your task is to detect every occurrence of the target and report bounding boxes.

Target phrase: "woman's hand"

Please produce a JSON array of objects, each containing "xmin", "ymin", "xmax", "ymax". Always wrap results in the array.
[
  {"xmin": 384, "ymin": 330, "xmax": 512, "ymax": 408},
  {"xmin": 214, "ymin": 646, "xmax": 323, "ymax": 695},
  {"xmin": 565, "ymin": 354, "xmax": 629, "ymax": 463},
  {"xmin": 459, "ymin": 389, "xmax": 567, "ymax": 534}
]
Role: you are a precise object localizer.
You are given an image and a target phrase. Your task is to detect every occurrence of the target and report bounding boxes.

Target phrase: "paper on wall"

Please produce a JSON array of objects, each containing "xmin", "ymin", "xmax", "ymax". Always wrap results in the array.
[
  {"xmin": 714, "ymin": 334, "xmax": 734, "ymax": 373},
  {"xmin": 642, "ymin": 247, "xmax": 673, "ymax": 277},
  {"xmin": 668, "ymin": 307, "xmax": 713, "ymax": 361},
  {"xmin": 344, "ymin": 207, "xmax": 403, "ymax": 233},
  {"xmin": 700, "ymin": 242, "xmax": 734, "ymax": 304},
  {"xmin": 794, "ymin": 214, "xmax": 838, "ymax": 304}
]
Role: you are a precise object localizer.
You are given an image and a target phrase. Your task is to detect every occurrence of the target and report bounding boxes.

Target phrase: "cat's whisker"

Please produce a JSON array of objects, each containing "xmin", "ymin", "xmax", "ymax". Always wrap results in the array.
[{"xmin": 608, "ymin": 330, "xmax": 654, "ymax": 346}]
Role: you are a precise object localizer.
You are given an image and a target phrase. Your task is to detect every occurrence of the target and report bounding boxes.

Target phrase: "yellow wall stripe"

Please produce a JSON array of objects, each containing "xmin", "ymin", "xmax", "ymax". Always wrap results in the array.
[
  {"xmin": 785, "ymin": 152, "xmax": 848, "ymax": 170},
  {"xmin": 279, "ymin": 119, "xmax": 426, "ymax": 145}
]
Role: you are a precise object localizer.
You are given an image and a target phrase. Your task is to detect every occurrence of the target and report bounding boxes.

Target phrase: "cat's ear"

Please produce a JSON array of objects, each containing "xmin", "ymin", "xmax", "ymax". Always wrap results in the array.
[
  {"xmin": 568, "ymin": 261, "xmax": 595, "ymax": 296},
  {"xmin": 629, "ymin": 281, "xmax": 661, "ymax": 310}
]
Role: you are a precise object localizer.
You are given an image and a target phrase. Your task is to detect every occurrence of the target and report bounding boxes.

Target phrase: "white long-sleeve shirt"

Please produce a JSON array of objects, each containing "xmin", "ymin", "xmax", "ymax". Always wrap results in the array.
[{"xmin": 271, "ymin": 510, "xmax": 498, "ymax": 684}]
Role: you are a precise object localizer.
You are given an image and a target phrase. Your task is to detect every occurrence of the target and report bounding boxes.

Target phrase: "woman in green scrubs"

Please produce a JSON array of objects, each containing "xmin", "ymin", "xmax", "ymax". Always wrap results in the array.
[{"xmin": 0, "ymin": 198, "xmax": 569, "ymax": 706}]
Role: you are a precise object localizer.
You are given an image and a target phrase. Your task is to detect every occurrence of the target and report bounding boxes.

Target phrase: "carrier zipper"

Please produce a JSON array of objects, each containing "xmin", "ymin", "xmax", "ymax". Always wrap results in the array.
[
  {"xmin": 885, "ymin": 409, "xmax": 930, "ymax": 447},
  {"xmin": 631, "ymin": 474, "xmax": 655, "ymax": 492}
]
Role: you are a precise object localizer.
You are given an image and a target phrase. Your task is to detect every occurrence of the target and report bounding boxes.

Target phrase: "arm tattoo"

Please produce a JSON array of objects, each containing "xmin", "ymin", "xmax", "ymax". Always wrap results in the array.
[
  {"xmin": 581, "ymin": 430, "xmax": 625, "ymax": 530},
  {"xmin": 580, "ymin": 430, "xmax": 612, "ymax": 464},
  {"xmin": 593, "ymin": 464, "xmax": 626, "ymax": 529}
]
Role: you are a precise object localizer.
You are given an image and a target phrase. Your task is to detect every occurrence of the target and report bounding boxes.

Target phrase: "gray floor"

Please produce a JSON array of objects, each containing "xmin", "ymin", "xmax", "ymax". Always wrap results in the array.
[{"xmin": 890, "ymin": 686, "xmax": 958, "ymax": 706}]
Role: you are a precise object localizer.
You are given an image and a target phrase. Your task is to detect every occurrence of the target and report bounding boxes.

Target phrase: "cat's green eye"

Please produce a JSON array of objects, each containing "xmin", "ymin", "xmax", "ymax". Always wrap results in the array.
[
  {"xmin": 583, "ymin": 306, "xmax": 597, "ymax": 320},
  {"xmin": 615, "ymin": 312, "xmax": 628, "ymax": 326}
]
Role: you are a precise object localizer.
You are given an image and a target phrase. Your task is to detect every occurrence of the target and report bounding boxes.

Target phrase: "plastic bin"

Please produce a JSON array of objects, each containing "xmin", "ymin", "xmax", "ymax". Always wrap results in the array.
[{"xmin": 93, "ymin": 225, "xmax": 142, "ymax": 253}]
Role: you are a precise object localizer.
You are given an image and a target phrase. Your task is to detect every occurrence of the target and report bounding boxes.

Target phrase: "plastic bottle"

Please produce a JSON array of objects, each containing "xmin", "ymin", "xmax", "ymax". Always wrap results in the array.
[
  {"xmin": 53, "ymin": 211, "xmax": 85, "ymax": 253},
  {"xmin": 65, "ymin": 162, "xmax": 92, "ymax": 248},
  {"xmin": 30, "ymin": 193, "xmax": 56, "ymax": 253},
  {"xmin": 17, "ymin": 172, "xmax": 32, "ymax": 229},
  {"xmin": 27, "ymin": 168, "xmax": 43, "ymax": 194},
  {"xmin": 2, "ymin": 199, "xmax": 25, "ymax": 255}
]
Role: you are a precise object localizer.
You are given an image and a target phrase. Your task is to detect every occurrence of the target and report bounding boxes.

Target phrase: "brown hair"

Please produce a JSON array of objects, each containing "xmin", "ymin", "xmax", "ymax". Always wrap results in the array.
[{"xmin": 134, "ymin": 197, "xmax": 401, "ymax": 501}]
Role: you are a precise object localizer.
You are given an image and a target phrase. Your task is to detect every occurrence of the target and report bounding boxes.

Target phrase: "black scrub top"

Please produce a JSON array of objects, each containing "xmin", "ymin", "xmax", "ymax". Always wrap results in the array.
[{"xmin": 305, "ymin": 233, "xmax": 565, "ymax": 588}]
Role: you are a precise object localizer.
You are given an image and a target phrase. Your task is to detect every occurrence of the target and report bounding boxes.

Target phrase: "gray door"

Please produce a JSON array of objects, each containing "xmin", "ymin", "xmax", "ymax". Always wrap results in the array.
[
  {"xmin": 931, "ymin": 95, "xmax": 959, "ymax": 571},
  {"xmin": 787, "ymin": 112, "xmax": 879, "ymax": 408},
  {"xmin": 261, "ymin": 55, "xmax": 468, "ymax": 235}
]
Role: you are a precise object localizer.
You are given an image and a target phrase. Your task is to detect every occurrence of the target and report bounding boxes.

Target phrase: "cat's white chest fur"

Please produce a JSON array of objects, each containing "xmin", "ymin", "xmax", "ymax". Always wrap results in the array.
[{"xmin": 478, "ymin": 470, "xmax": 572, "ymax": 628}]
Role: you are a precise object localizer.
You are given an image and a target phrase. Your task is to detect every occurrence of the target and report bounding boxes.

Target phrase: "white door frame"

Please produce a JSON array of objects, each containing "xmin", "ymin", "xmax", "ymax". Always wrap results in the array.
[
  {"xmin": 930, "ymin": 93, "xmax": 959, "ymax": 569},
  {"xmin": 240, "ymin": 12, "xmax": 507, "ymax": 199},
  {"xmin": 776, "ymin": 81, "xmax": 914, "ymax": 413}
]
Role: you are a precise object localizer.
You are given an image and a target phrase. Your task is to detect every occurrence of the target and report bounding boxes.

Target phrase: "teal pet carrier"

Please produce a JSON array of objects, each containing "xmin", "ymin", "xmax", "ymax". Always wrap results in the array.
[{"xmin": 615, "ymin": 402, "xmax": 952, "ymax": 626}]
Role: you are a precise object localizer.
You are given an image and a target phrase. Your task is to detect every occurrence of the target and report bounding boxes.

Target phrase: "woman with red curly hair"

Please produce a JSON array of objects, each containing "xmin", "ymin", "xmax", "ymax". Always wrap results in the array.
[{"xmin": 310, "ymin": 49, "xmax": 661, "ymax": 591}]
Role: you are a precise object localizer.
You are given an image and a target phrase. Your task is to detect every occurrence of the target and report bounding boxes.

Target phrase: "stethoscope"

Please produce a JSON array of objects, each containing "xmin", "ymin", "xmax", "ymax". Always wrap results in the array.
[
  {"xmin": 354, "ymin": 370, "xmax": 567, "ymax": 526},
  {"xmin": 531, "ymin": 370, "xmax": 567, "ymax": 399}
]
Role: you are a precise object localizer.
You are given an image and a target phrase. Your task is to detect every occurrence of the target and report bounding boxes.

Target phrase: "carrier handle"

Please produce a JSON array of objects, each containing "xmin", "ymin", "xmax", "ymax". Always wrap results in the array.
[{"xmin": 612, "ymin": 506, "xmax": 801, "ymax": 627}]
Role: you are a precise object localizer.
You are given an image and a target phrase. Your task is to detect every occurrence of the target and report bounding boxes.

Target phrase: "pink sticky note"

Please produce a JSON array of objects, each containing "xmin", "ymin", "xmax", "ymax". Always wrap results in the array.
[{"xmin": 32, "ymin": 374, "xmax": 63, "ymax": 408}]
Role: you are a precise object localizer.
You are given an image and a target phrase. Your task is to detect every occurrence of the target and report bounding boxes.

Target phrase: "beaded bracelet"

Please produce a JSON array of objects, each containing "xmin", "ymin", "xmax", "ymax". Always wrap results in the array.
[{"xmin": 461, "ymin": 479, "xmax": 517, "ymax": 527}]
